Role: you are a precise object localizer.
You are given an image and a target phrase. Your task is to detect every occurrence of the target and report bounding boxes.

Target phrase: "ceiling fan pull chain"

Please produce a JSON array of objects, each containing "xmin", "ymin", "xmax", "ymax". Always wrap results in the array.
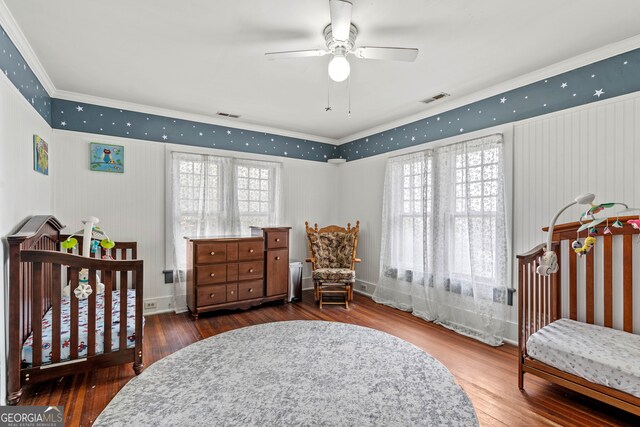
[
  {"xmin": 348, "ymin": 69, "xmax": 352, "ymax": 118},
  {"xmin": 325, "ymin": 72, "xmax": 332, "ymax": 112}
]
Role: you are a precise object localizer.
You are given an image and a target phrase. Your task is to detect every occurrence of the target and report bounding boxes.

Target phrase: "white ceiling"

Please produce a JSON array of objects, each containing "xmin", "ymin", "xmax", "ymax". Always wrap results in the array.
[{"xmin": 5, "ymin": 0, "xmax": 640, "ymax": 141}]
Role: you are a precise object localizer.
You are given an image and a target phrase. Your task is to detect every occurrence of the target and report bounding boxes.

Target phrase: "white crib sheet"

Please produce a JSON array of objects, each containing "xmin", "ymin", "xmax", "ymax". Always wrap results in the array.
[{"xmin": 527, "ymin": 318, "xmax": 640, "ymax": 398}]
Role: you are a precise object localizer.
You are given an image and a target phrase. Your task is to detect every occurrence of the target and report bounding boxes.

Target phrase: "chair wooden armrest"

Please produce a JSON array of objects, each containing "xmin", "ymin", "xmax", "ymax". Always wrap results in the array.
[
  {"xmin": 305, "ymin": 257, "xmax": 315, "ymax": 263},
  {"xmin": 353, "ymin": 258, "xmax": 361, "ymax": 263}
]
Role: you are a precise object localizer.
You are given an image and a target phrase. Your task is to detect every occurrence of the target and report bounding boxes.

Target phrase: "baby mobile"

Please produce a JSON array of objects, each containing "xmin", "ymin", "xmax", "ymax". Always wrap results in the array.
[
  {"xmin": 572, "ymin": 202, "xmax": 640, "ymax": 257},
  {"xmin": 60, "ymin": 216, "xmax": 115, "ymax": 299}
]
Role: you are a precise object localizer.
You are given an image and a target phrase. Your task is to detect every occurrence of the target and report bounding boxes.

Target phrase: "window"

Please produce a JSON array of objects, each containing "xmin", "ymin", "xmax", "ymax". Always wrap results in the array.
[
  {"xmin": 450, "ymin": 146, "xmax": 501, "ymax": 283},
  {"xmin": 175, "ymin": 156, "xmax": 222, "ymax": 239},
  {"xmin": 399, "ymin": 156, "xmax": 431, "ymax": 272},
  {"xmin": 236, "ymin": 163, "xmax": 277, "ymax": 231}
]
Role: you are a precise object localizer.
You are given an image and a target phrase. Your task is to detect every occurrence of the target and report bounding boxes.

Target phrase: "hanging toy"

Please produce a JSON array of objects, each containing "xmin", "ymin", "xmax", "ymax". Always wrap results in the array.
[
  {"xmin": 612, "ymin": 219, "xmax": 624, "ymax": 228},
  {"xmin": 61, "ymin": 217, "xmax": 113, "ymax": 299},
  {"xmin": 72, "ymin": 269, "xmax": 94, "ymax": 299},
  {"xmin": 572, "ymin": 240, "xmax": 583, "ymax": 250},
  {"xmin": 627, "ymin": 219, "xmax": 640, "ymax": 230},
  {"xmin": 603, "ymin": 218, "xmax": 612, "ymax": 235},
  {"xmin": 588, "ymin": 227, "xmax": 598, "ymax": 236},
  {"xmin": 575, "ymin": 236, "xmax": 596, "ymax": 256}
]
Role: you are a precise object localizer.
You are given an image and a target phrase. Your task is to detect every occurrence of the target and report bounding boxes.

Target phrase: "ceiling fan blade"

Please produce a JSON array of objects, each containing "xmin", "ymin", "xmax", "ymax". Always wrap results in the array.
[
  {"xmin": 330, "ymin": 0, "xmax": 352, "ymax": 41},
  {"xmin": 265, "ymin": 49, "xmax": 330, "ymax": 60},
  {"xmin": 353, "ymin": 47, "xmax": 419, "ymax": 62}
]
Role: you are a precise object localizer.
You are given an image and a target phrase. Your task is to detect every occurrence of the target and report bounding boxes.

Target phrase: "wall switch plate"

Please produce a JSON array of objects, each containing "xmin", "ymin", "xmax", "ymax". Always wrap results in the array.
[{"xmin": 144, "ymin": 301, "xmax": 157, "ymax": 310}]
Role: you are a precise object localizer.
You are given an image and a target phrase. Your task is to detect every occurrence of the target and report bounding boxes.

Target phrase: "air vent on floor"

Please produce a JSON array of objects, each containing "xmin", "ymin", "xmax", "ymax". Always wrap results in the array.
[
  {"xmin": 217, "ymin": 112, "xmax": 241, "ymax": 119},
  {"xmin": 421, "ymin": 93, "xmax": 450, "ymax": 104}
]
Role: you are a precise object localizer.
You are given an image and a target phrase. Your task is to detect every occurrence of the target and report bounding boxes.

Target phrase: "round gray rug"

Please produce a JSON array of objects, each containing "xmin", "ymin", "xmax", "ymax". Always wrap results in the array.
[{"xmin": 95, "ymin": 321, "xmax": 477, "ymax": 426}]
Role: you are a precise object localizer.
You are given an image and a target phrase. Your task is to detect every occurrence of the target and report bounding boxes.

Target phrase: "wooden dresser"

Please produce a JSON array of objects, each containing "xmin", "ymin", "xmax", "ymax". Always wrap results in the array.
[{"xmin": 185, "ymin": 228, "xmax": 291, "ymax": 319}]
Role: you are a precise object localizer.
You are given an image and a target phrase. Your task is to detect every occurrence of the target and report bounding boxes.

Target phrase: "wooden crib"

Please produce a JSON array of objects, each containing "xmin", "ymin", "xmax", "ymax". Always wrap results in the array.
[
  {"xmin": 517, "ymin": 216, "xmax": 640, "ymax": 415},
  {"xmin": 7, "ymin": 216, "xmax": 144, "ymax": 405}
]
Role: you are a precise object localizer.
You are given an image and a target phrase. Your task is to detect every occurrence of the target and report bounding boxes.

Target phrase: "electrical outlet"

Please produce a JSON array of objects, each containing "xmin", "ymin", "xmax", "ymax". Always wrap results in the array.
[
  {"xmin": 144, "ymin": 301, "xmax": 157, "ymax": 310},
  {"xmin": 360, "ymin": 284, "xmax": 367, "ymax": 291}
]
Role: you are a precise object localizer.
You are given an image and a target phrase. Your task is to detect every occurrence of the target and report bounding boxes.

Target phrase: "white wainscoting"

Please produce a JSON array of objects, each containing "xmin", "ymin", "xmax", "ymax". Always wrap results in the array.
[
  {"xmin": 0, "ymin": 73, "xmax": 54, "ymax": 404},
  {"xmin": 513, "ymin": 91, "xmax": 640, "ymax": 332}
]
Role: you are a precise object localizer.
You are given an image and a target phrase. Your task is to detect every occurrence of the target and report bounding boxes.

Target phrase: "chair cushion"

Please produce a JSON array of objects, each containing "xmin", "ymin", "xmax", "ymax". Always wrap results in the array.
[
  {"xmin": 312, "ymin": 268, "xmax": 356, "ymax": 283},
  {"xmin": 308, "ymin": 232, "xmax": 356, "ymax": 269}
]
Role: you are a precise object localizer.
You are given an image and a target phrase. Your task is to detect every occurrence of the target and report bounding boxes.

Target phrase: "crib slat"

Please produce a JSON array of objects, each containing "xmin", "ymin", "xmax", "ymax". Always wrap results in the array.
[
  {"xmin": 623, "ymin": 235, "xmax": 633, "ymax": 333},
  {"xmin": 553, "ymin": 245, "xmax": 562, "ymax": 321},
  {"xmin": 87, "ymin": 269, "xmax": 97, "ymax": 357},
  {"xmin": 51, "ymin": 263, "xmax": 61, "ymax": 364},
  {"xmin": 120, "ymin": 249, "xmax": 128, "ymax": 294},
  {"xmin": 603, "ymin": 235, "xmax": 613, "ymax": 328},
  {"xmin": 586, "ymin": 250, "xmax": 595, "ymax": 324},
  {"xmin": 32, "ymin": 262, "xmax": 43, "ymax": 368},
  {"xmin": 569, "ymin": 248, "xmax": 577, "ymax": 320},
  {"xmin": 120, "ymin": 277, "xmax": 128, "ymax": 351},
  {"xmin": 104, "ymin": 271, "xmax": 113, "ymax": 353},
  {"xmin": 70, "ymin": 268, "xmax": 79, "ymax": 360}
]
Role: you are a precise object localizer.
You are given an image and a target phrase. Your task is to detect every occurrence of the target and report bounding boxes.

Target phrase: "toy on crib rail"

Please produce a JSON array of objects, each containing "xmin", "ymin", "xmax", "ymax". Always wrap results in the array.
[{"xmin": 61, "ymin": 217, "xmax": 114, "ymax": 299}]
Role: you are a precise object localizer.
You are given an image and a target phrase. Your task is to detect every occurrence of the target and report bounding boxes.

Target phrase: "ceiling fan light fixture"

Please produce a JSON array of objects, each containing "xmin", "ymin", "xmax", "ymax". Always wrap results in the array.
[{"xmin": 328, "ymin": 50, "xmax": 350, "ymax": 82}]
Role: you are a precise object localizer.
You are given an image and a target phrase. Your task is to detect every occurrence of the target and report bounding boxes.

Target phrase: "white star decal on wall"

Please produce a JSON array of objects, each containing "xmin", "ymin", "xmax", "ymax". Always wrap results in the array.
[
  {"xmin": 162, "ymin": 135, "xmax": 168, "ymax": 140},
  {"xmin": 126, "ymin": 122, "xmax": 131, "ymax": 126},
  {"xmin": 623, "ymin": 61, "xmax": 628, "ymax": 65},
  {"xmin": 591, "ymin": 74, "xmax": 596, "ymax": 78},
  {"xmin": 227, "ymin": 130, "xmax": 231, "ymax": 135},
  {"xmin": 459, "ymin": 128, "xmax": 464, "ymax": 132},
  {"xmin": 60, "ymin": 121, "xmax": 66, "ymax": 126},
  {"xmin": 561, "ymin": 82, "xmax": 568, "ymax": 88},
  {"xmin": 76, "ymin": 106, "xmax": 83, "ymax": 112},
  {"xmin": 411, "ymin": 136, "xmax": 415, "ymax": 141},
  {"xmin": 500, "ymin": 97, "xmax": 506, "ymax": 104},
  {"xmin": 199, "ymin": 132, "xmax": 203, "ymax": 136},
  {"xmin": 594, "ymin": 89, "xmax": 605, "ymax": 98}
]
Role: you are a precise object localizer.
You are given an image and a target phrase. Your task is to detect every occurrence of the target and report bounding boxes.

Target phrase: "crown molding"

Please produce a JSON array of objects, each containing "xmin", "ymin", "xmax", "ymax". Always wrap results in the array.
[
  {"xmin": 0, "ymin": 0, "xmax": 55, "ymax": 96},
  {"xmin": 53, "ymin": 90, "xmax": 339, "ymax": 145},
  {"xmin": 337, "ymin": 33, "xmax": 640, "ymax": 144}
]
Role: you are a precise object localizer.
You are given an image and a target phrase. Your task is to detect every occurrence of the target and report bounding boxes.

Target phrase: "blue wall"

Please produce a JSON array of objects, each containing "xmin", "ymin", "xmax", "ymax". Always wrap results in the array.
[{"xmin": 2, "ymin": 22, "xmax": 639, "ymax": 162}]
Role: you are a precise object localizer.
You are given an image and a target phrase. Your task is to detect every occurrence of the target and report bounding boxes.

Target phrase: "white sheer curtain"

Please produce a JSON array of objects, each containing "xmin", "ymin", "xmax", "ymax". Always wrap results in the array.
[
  {"xmin": 170, "ymin": 152, "xmax": 282, "ymax": 311},
  {"xmin": 373, "ymin": 134, "xmax": 508, "ymax": 346}
]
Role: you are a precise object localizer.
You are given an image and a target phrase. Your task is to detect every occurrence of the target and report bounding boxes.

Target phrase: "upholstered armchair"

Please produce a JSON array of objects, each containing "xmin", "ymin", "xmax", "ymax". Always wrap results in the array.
[{"xmin": 305, "ymin": 221, "xmax": 361, "ymax": 308}]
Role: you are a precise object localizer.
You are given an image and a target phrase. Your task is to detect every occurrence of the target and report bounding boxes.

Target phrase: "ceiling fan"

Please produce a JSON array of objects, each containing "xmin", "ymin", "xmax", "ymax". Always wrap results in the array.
[{"xmin": 265, "ymin": 0, "xmax": 419, "ymax": 82}]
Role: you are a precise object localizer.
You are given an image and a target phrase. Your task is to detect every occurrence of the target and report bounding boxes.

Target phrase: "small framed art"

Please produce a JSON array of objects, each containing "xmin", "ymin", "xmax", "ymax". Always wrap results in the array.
[
  {"xmin": 90, "ymin": 142, "xmax": 124, "ymax": 173},
  {"xmin": 33, "ymin": 135, "xmax": 48, "ymax": 175}
]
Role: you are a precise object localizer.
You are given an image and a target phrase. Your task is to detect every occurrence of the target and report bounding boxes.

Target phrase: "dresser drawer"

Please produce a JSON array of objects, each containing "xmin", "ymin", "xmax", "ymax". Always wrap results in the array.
[
  {"xmin": 196, "ymin": 243, "xmax": 227, "ymax": 264},
  {"xmin": 238, "ymin": 240, "xmax": 263, "ymax": 261},
  {"xmin": 238, "ymin": 261, "xmax": 263, "ymax": 281},
  {"xmin": 226, "ymin": 284, "xmax": 238, "ymax": 302},
  {"xmin": 238, "ymin": 280, "xmax": 263, "ymax": 300},
  {"xmin": 198, "ymin": 284, "xmax": 226, "ymax": 306},
  {"xmin": 266, "ymin": 231, "xmax": 288, "ymax": 249},
  {"xmin": 196, "ymin": 264, "xmax": 227, "ymax": 285}
]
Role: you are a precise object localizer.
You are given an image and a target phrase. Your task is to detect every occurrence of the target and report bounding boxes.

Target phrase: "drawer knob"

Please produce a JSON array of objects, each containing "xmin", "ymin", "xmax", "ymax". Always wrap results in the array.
[
  {"xmin": 249, "ymin": 269, "xmax": 254, "ymax": 273},
  {"xmin": 210, "ymin": 251, "xmax": 216, "ymax": 255},
  {"xmin": 210, "ymin": 273, "xmax": 215, "ymax": 277},
  {"xmin": 230, "ymin": 290, "xmax": 234, "ymax": 294},
  {"xmin": 275, "ymin": 238, "xmax": 280, "ymax": 242},
  {"xmin": 276, "ymin": 256, "xmax": 281, "ymax": 260},
  {"xmin": 209, "ymin": 293, "xmax": 215, "ymax": 298},
  {"xmin": 249, "ymin": 249, "xmax": 254, "ymax": 253},
  {"xmin": 249, "ymin": 288, "xmax": 253, "ymax": 293}
]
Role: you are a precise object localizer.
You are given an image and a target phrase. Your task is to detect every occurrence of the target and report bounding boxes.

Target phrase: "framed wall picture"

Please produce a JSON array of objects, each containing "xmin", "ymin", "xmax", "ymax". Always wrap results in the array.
[
  {"xmin": 90, "ymin": 142, "xmax": 124, "ymax": 173},
  {"xmin": 33, "ymin": 135, "xmax": 48, "ymax": 175}
]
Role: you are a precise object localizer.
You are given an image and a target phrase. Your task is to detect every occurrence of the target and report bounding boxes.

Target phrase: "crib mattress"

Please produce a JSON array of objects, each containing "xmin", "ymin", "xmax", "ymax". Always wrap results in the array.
[
  {"xmin": 22, "ymin": 290, "xmax": 141, "ymax": 367},
  {"xmin": 527, "ymin": 318, "xmax": 640, "ymax": 398}
]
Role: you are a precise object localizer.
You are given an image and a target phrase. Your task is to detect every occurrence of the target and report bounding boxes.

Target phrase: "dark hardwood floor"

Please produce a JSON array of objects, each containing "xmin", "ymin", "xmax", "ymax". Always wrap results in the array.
[{"xmin": 19, "ymin": 291, "xmax": 640, "ymax": 427}]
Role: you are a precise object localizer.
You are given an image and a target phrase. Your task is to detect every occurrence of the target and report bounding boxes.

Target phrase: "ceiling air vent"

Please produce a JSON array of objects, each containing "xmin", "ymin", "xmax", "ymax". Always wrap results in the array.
[
  {"xmin": 217, "ymin": 112, "xmax": 241, "ymax": 119},
  {"xmin": 421, "ymin": 92, "xmax": 450, "ymax": 104}
]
